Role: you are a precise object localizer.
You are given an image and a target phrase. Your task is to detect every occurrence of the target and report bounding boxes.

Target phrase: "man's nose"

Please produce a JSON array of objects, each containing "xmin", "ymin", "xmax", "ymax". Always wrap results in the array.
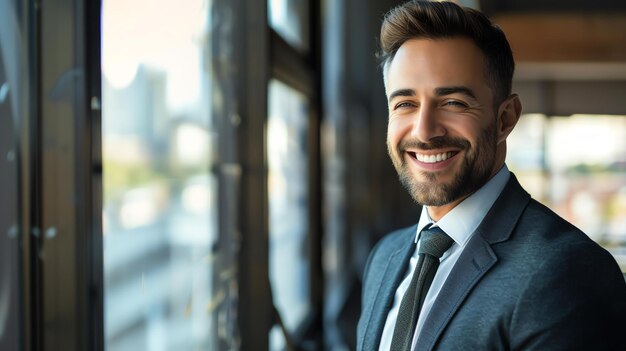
[{"xmin": 410, "ymin": 105, "xmax": 446, "ymax": 142}]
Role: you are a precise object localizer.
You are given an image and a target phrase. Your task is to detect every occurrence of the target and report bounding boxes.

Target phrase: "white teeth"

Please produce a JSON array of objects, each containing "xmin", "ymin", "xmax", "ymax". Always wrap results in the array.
[{"xmin": 416, "ymin": 152, "xmax": 453, "ymax": 163}]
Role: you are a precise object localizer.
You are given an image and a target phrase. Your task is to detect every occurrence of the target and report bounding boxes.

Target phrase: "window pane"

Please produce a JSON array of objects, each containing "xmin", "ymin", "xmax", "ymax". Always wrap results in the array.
[
  {"xmin": 546, "ymin": 115, "xmax": 626, "ymax": 247},
  {"xmin": 267, "ymin": 79, "xmax": 311, "ymax": 349},
  {"xmin": 268, "ymin": 0, "xmax": 310, "ymax": 52},
  {"xmin": 506, "ymin": 113, "xmax": 548, "ymax": 203},
  {"xmin": 0, "ymin": 3, "xmax": 23, "ymax": 347},
  {"xmin": 102, "ymin": 0, "xmax": 218, "ymax": 349},
  {"xmin": 508, "ymin": 114, "xmax": 626, "ymax": 269}
]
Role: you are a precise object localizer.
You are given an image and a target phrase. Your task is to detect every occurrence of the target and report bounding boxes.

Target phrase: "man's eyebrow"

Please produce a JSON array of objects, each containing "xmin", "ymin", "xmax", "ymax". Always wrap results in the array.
[
  {"xmin": 435, "ymin": 86, "xmax": 477, "ymax": 100},
  {"xmin": 387, "ymin": 89, "xmax": 415, "ymax": 103}
]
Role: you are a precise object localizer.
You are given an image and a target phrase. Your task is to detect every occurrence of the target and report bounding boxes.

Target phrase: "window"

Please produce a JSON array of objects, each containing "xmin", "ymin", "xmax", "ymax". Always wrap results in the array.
[
  {"xmin": 267, "ymin": 0, "xmax": 321, "ymax": 349},
  {"xmin": 507, "ymin": 114, "xmax": 626, "ymax": 268},
  {"xmin": 268, "ymin": 0, "xmax": 310, "ymax": 52},
  {"xmin": 4, "ymin": 0, "xmax": 321, "ymax": 349},
  {"xmin": 267, "ymin": 79, "xmax": 312, "ymax": 349},
  {"xmin": 102, "ymin": 0, "xmax": 220, "ymax": 348}
]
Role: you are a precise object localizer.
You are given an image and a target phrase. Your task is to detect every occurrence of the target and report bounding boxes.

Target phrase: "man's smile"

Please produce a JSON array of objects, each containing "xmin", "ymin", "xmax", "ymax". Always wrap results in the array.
[
  {"xmin": 411, "ymin": 151, "xmax": 457, "ymax": 163},
  {"xmin": 403, "ymin": 148, "xmax": 462, "ymax": 170}
]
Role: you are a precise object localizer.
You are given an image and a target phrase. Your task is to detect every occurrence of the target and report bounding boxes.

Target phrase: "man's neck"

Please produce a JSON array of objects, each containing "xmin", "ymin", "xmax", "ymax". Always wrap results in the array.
[{"xmin": 427, "ymin": 195, "xmax": 469, "ymax": 222}]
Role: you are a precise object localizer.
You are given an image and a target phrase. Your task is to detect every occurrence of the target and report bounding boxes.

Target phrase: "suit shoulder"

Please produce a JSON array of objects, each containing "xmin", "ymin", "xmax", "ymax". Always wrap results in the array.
[
  {"xmin": 515, "ymin": 198, "xmax": 622, "ymax": 274},
  {"xmin": 362, "ymin": 224, "xmax": 415, "ymax": 281},
  {"xmin": 522, "ymin": 198, "xmax": 592, "ymax": 244},
  {"xmin": 371, "ymin": 224, "xmax": 417, "ymax": 258}
]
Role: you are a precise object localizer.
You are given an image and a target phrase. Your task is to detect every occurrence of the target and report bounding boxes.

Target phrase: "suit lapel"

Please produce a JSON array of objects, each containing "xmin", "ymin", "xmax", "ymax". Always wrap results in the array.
[
  {"xmin": 361, "ymin": 227, "xmax": 416, "ymax": 350},
  {"xmin": 415, "ymin": 234, "xmax": 497, "ymax": 350},
  {"xmin": 415, "ymin": 174, "xmax": 531, "ymax": 350}
]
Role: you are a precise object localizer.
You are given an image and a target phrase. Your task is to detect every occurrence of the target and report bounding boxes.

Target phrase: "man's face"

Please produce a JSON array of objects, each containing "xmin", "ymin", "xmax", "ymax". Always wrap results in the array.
[{"xmin": 385, "ymin": 38, "xmax": 504, "ymax": 207}]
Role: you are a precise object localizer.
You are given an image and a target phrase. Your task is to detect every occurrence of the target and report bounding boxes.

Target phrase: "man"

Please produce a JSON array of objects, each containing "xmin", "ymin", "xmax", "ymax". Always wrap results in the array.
[{"xmin": 357, "ymin": 1, "xmax": 626, "ymax": 350}]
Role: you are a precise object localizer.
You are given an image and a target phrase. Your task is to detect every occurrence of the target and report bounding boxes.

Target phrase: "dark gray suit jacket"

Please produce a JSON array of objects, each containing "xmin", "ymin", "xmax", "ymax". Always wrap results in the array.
[{"xmin": 358, "ymin": 173, "xmax": 626, "ymax": 350}]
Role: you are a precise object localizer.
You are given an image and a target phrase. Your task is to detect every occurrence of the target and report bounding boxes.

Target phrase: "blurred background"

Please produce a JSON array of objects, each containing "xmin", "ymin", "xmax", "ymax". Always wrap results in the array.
[{"xmin": 1, "ymin": 0, "xmax": 626, "ymax": 350}]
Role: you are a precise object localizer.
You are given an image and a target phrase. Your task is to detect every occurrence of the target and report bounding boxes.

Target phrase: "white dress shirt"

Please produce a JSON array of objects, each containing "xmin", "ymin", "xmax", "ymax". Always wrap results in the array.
[{"xmin": 378, "ymin": 165, "xmax": 510, "ymax": 351}]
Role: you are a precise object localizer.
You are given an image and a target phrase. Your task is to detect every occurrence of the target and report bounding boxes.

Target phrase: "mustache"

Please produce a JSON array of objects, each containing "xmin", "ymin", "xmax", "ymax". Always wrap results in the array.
[{"xmin": 398, "ymin": 136, "xmax": 470, "ymax": 151}]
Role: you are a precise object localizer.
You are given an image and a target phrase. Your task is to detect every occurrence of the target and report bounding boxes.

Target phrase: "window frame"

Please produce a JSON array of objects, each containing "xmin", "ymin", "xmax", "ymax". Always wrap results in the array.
[
  {"xmin": 266, "ymin": 0, "xmax": 324, "ymax": 348},
  {"xmin": 25, "ymin": 0, "xmax": 105, "ymax": 349}
]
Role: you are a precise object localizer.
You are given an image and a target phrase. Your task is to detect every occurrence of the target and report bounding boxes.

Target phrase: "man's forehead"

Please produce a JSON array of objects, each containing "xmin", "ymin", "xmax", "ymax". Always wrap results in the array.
[{"xmin": 384, "ymin": 38, "xmax": 489, "ymax": 96}]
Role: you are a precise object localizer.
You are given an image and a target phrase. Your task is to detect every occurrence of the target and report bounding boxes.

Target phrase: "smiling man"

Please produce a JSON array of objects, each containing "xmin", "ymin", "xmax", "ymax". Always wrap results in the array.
[
  {"xmin": 357, "ymin": 1, "xmax": 626, "ymax": 351},
  {"xmin": 386, "ymin": 37, "xmax": 510, "ymax": 219}
]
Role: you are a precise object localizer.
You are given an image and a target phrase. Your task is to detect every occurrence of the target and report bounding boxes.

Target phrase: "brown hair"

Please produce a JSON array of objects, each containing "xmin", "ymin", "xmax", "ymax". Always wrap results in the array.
[{"xmin": 379, "ymin": 1, "xmax": 514, "ymax": 104}]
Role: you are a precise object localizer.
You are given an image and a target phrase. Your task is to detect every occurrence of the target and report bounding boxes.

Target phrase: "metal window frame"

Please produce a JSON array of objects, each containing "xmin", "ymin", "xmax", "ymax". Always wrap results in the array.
[
  {"xmin": 233, "ymin": 0, "xmax": 324, "ymax": 349},
  {"xmin": 267, "ymin": 0, "xmax": 324, "ymax": 348},
  {"xmin": 0, "ymin": 2, "xmax": 27, "ymax": 350},
  {"xmin": 20, "ymin": 0, "xmax": 104, "ymax": 350},
  {"xmin": 233, "ymin": 0, "xmax": 273, "ymax": 348}
]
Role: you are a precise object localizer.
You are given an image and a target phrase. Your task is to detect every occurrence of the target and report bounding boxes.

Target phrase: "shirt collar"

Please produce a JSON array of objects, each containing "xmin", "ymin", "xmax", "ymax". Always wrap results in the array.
[{"xmin": 415, "ymin": 164, "xmax": 510, "ymax": 246}]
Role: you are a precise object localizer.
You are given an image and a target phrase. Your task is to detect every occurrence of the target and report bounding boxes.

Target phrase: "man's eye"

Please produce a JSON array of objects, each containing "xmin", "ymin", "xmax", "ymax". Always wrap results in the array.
[
  {"xmin": 395, "ymin": 102, "xmax": 415, "ymax": 109},
  {"xmin": 444, "ymin": 100, "xmax": 468, "ymax": 108}
]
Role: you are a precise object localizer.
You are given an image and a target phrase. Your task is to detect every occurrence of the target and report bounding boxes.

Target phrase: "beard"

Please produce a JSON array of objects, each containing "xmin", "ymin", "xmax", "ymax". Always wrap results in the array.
[{"xmin": 388, "ymin": 123, "xmax": 497, "ymax": 207}]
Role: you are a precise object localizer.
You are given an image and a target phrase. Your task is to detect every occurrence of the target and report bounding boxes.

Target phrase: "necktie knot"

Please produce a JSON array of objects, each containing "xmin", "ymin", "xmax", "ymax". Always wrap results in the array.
[{"xmin": 418, "ymin": 226, "xmax": 454, "ymax": 259}]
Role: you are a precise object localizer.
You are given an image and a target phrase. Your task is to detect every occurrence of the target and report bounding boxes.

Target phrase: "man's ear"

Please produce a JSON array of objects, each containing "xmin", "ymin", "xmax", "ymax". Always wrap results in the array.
[{"xmin": 496, "ymin": 93, "xmax": 522, "ymax": 144}]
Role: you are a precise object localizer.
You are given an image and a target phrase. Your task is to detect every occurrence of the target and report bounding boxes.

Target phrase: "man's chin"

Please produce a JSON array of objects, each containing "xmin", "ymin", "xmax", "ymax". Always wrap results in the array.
[
  {"xmin": 412, "ymin": 186, "xmax": 459, "ymax": 207},
  {"xmin": 400, "ymin": 175, "xmax": 460, "ymax": 206}
]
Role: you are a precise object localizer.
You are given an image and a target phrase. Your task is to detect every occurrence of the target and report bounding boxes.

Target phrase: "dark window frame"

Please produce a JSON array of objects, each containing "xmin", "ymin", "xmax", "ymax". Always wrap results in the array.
[
  {"xmin": 22, "ymin": 0, "xmax": 105, "ymax": 350},
  {"xmin": 266, "ymin": 0, "xmax": 324, "ymax": 349}
]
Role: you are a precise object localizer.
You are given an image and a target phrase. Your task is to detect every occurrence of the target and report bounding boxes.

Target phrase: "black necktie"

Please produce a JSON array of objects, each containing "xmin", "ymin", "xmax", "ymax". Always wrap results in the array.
[{"xmin": 390, "ymin": 225, "xmax": 454, "ymax": 351}]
